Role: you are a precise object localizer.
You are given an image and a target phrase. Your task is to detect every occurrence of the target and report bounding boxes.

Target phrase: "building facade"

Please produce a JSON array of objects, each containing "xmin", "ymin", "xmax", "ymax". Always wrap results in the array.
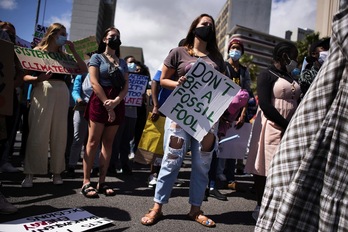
[
  {"xmin": 69, "ymin": 0, "xmax": 145, "ymax": 63},
  {"xmin": 315, "ymin": 0, "xmax": 340, "ymax": 37},
  {"xmin": 215, "ymin": 0, "xmax": 272, "ymax": 56},
  {"xmin": 69, "ymin": 0, "xmax": 117, "ymax": 43},
  {"xmin": 228, "ymin": 25, "xmax": 290, "ymax": 73}
]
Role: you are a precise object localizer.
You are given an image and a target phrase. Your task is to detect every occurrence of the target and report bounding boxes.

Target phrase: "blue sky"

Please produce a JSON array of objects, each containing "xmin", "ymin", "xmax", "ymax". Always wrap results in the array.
[
  {"xmin": 0, "ymin": 0, "xmax": 317, "ymax": 76},
  {"xmin": 0, "ymin": 0, "xmax": 72, "ymax": 42}
]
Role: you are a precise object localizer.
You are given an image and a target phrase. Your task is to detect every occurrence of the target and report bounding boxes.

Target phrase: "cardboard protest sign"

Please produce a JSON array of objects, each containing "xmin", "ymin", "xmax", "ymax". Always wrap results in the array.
[
  {"xmin": 64, "ymin": 36, "xmax": 98, "ymax": 62},
  {"xmin": 218, "ymin": 122, "xmax": 253, "ymax": 159},
  {"xmin": 159, "ymin": 58, "xmax": 240, "ymax": 142},
  {"xmin": 124, "ymin": 73, "xmax": 148, "ymax": 106},
  {"xmin": 0, "ymin": 39, "xmax": 14, "ymax": 116},
  {"xmin": 14, "ymin": 46, "xmax": 82, "ymax": 75},
  {"xmin": 0, "ymin": 208, "xmax": 113, "ymax": 232},
  {"xmin": 32, "ymin": 24, "xmax": 48, "ymax": 47}
]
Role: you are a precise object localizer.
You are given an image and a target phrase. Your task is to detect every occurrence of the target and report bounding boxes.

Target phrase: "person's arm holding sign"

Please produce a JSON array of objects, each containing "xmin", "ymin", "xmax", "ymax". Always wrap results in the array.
[
  {"xmin": 65, "ymin": 40, "xmax": 88, "ymax": 74},
  {"xmin": 160, "ymin": 65, "xmax": 184, "ymax": 90}
]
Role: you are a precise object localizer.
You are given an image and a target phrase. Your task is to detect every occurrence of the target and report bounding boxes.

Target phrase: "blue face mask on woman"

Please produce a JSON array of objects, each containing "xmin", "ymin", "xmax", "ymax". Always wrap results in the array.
[
  {"xmin": 229, "ymin": 50, "xmax": 242, "ymax": 61},
  {"xmin": 56, "ymin": 35, "xmax": 67, "ymax": 46},
  {"xmin": 127, "ymin": 62, "xmax": 137, "ymax": 72}
]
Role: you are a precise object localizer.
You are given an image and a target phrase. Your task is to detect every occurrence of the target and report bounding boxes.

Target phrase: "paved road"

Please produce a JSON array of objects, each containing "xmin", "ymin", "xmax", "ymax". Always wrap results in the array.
[{"xmin": 0, "ymin": 133, "xmax": 257, "ymax": 232}]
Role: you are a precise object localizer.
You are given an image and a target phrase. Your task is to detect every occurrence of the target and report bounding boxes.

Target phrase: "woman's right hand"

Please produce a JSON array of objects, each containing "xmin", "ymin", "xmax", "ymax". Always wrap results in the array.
[
  {"xmin": 107, "ymin": 109, "xmax": 116, "ymax": 123},
  {"xmin": 37, "ymin": 71, "xmax": 52, "ymax": 82},
  {"xmin": 151, "ymin": 106, "xmax": 160, "ymax": 122}
]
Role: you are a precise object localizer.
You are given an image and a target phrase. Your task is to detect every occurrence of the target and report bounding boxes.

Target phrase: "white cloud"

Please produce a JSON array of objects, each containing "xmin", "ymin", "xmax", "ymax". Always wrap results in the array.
[
  {"xmin": 115, "ymin": 0, "xmax": 226, "ymax": 76},
  {"xmin": 270, "ymin": 0, "xmax": 316, "ymax": 39},
  {"xmin": 46, "ymin": 12, "xmax": 72, "ymax": 35},
  {"xmin": 0, "ymin": 0, "xmax": 17, "ymax": 10}
]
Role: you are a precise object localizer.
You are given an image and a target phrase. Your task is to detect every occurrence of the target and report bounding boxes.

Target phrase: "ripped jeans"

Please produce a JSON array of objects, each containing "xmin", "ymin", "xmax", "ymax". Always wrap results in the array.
[{"xmin": 154, "ymin": 117, "xmax": 218, "ymax": 206}]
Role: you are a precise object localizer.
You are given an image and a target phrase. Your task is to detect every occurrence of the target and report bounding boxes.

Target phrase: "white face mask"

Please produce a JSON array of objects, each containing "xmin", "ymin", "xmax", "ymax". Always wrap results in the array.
[{"xmin": 318, "ymin": 51, "xmax": 328, "ymax": 65}]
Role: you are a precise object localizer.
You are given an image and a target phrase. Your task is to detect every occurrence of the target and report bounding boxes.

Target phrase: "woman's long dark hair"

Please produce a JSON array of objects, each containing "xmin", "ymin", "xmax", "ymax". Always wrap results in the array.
[
  {"xmin": 183, "ymin": 13, "xmax": 223, "ymax": 63},
  {"xmin": 97, "ymin": 27, "xmax": 121, "ymax": 57}
]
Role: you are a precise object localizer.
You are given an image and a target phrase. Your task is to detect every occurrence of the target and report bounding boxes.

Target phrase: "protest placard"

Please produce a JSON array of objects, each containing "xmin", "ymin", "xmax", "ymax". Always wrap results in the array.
[
  {"xmin": 0, "ymin": 208, "xmax": 113, "ymax": 232},
  {"xmin": 67, "ymin": 36, "xmax": 98, "ymax": 61},
  {"xmin": 32, "ymin": 24, "xmax": 48, "ymax": 47},
  {"xmin": 124, "ymin": 73, "xmax": 148, "ymax": 106},
  {"xmin": 14, "ymin": 46, "xmax": 82, "ymax": 75},
  {"xmin": 159, "ymin": 58, "xmax": 240, "ymax": 142},
  {"xmin": 218, "ymin": 122, "xmax": 253, "ymax": 159},
  {"xmin": 0, "ymin": 39, "xmax": 14, "ymax": 116}
]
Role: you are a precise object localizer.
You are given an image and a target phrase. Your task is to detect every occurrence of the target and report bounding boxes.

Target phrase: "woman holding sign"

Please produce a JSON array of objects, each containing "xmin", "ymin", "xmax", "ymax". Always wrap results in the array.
[
  {"xmin": 141, "ymin": 13, "xmax": 225, "ymax": 227},
  {"xmin": 22, "ymin": 23, "xmax": 87, "ymax": 187}
]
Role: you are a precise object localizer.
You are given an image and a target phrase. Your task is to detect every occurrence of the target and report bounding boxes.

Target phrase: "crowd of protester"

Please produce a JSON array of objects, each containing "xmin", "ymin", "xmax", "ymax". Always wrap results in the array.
[{"xmin": 1, "ymin": 2, "xmax": 348, "ymax": 230}]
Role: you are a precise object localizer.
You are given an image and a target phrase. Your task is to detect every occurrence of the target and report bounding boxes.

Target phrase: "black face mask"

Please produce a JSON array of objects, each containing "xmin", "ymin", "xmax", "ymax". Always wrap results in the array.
[
  {"xmin": 108, "ymin": 37, "xmax": 122, "ymax": 50},
  {"xmin": 194, "ymin": 26, "xmax": 213, "ymax": 42}
]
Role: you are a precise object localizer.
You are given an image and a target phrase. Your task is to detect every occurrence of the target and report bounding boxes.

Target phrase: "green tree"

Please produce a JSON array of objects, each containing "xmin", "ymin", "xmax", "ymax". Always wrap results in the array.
[
  {"xmin": 240, "ymin": 54, "xmax": 258, "ymax": 94},
  {"xmin": 296, "ymin": 32, "xmax": 320, "ymax": 67}
]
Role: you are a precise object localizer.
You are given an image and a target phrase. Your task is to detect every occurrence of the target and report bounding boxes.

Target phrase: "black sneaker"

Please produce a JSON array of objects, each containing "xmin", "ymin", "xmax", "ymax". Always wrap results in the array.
[
  {"xmin": 209, "ymin": 189, "xmax": 228, "ymax": 201},
  {"xmin": 121, "ymin": 165, "xmax": 132, "ymax": 175},
  {"xmin": 65, "ymin": 167, "xmax": 75, "ymax": 178}
]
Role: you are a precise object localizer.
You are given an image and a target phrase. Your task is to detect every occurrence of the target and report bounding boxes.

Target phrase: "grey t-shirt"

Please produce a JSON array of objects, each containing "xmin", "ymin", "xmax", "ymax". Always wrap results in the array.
[{"xmin": 163, "ymin": 46, "xmax": 225, "ymax": 79}]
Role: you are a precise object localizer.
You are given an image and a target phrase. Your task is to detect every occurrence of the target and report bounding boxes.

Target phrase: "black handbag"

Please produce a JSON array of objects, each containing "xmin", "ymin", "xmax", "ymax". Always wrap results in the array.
[
  {"xmin": 102, "ymin": 53, "xmax": 126, "ymax": 90},
  {"xmin": 108, "ymin": 65, "xmax": 126, "ymax": 90}
]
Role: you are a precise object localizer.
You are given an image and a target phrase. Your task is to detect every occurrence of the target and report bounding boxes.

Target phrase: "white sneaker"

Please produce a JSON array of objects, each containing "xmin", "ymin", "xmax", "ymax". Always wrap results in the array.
[
  {"xmin": 0, "ymin": 162, "xmax": 20, "ymax": 173},
  {"xmin": 128, "ymin": 152, "xmax": 135, "ymax": 159},
  {"xmin": 21, "ymin": 174, "xmax": 33, "ymax": 188},
  {"xmin": 148, "ymin": 173, "xmax": 157, "ymax": 188},
  {"xmin": 217, "ymin": 173, "xmax": 227, "ymax": 182},
  {"xmin": 252, "ymin": 205, "xmax": 260, "ymax": 221},
  {"xmin": 174, "ymin": 179, "xmax": 184, "ymax": 187},
  {"xmin": 52, "ymin": 174, "xmax": 63, "ymax": 185}
]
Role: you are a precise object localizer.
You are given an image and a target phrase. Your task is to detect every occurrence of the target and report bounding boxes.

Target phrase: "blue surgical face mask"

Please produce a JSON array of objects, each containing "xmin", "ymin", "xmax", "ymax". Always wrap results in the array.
[
  {"xmin": 291, "ymin": 68, "xmax": 301, "ymax": 76},
  {"xmin": 56, "ymin": 35, "xmax": 67, "ymax": 46},
  {"xmin": 127, "ymin": 62, "xmax": 137, "ymax": 72},
  {"xmin": 229, "ymin": 50, "xmax": 242, "ymax": 61}
]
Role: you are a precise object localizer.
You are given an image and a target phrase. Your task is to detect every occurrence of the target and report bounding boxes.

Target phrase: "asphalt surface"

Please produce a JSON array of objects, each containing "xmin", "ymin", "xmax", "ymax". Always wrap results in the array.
[{"xmin": 0, "ymin": 133, "xmax": 257, "ymax": 232}]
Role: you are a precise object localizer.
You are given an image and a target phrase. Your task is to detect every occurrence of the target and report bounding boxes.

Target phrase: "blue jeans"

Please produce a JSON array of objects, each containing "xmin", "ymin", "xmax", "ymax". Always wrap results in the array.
[{"xmin": 154, "ymin": 118, "xmax": 217, "ymax": 206}]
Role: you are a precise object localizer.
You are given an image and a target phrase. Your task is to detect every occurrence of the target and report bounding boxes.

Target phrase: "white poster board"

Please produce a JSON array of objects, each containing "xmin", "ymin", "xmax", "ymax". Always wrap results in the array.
[
  {"xmin": 218, "ymin": 122, "xmax": 252, "ymax": 159},
  {"xmin": 159, "ymin": 58, "xmax": 240, "ymax": 142},
  {"xmin": 124, "ymin": 73, "xmax": 148, "ymax": 106},
  {"xmin": 0, "ymin": 208, "xmax": 113, "ymax": 232}
]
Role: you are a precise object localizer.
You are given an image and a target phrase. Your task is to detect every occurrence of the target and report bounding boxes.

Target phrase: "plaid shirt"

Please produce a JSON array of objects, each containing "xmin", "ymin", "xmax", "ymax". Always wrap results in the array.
[{"xmin": 255, "ymin": 3, "xmax": 348, "ymax": 232}]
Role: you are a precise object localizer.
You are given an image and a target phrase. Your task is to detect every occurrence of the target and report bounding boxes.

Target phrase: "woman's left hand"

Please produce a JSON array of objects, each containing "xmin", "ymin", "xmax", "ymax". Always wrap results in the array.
[
  {"xmin": 234, "ymin": 115, "xmax": 245, "ymax": 129},
  {"xmin": 104, "ymin": 99, "xmax": 118, "ymax": 111}
]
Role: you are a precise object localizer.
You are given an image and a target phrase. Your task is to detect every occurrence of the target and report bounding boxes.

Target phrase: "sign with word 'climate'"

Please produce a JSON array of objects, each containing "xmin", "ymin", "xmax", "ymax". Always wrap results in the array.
[
  {"xmin": 159, "ymin": 58, "xmax": 240, "ymax": 142},
  {"xmin": 125, "ymin": 73, "xmax": 148, "ymax": 106},
  {"xmin": 14, "ymin": 46, "xmax": 82, "ymax": 75},
  {"xmin": 0, "ymin": 208, "xmax": 113, "ymax": 232}
]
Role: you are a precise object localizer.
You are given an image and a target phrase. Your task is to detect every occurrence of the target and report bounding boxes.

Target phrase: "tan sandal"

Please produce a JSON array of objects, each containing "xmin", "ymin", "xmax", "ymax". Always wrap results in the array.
[
  {"xmin": 141, "ymin": 208, "xmax": 163, "ymax": 226},
  {"xmin": 187, "ymin": 210, "xmax": 216, "ymax": 227}
]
